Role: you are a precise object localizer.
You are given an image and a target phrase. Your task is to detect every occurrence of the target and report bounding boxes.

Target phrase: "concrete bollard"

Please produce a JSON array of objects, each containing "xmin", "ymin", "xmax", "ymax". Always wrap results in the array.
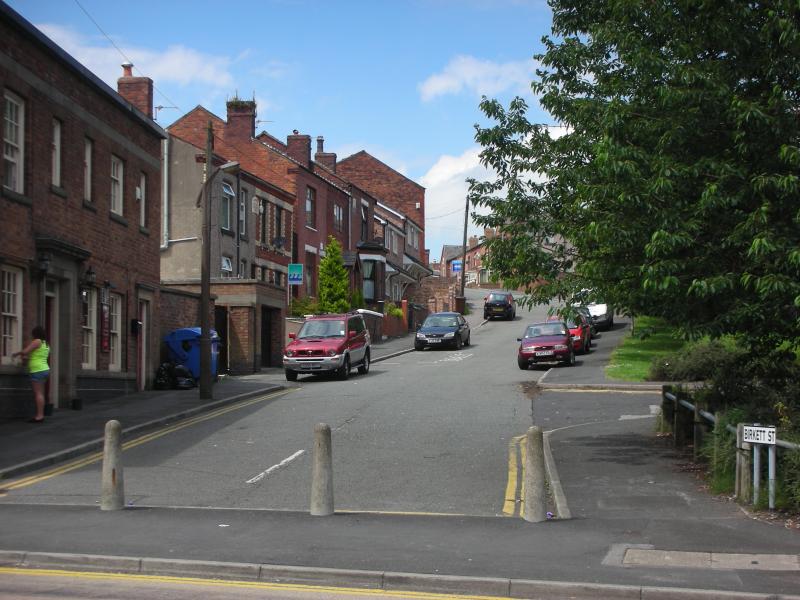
[
  {"xmin": 101, "ymin": 420, "xmax": 125, "ymax": 511},
  {"xmin": 523, "ymin": 426, "xmax": 547, "ymax": 523},
  {"xmin": 310, "ymin": 423, "xmax": 334, "ymax": 516}
]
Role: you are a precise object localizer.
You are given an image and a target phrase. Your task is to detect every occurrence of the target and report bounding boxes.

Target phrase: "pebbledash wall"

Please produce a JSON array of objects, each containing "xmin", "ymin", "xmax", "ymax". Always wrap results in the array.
[{"xmin": 0, "ymin": 3, "xmax": 167, "ymax": 416}]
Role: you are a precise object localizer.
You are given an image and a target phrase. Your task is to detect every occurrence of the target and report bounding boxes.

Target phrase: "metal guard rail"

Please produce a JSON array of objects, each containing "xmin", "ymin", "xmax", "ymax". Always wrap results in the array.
[{"xmin": 665, "ymin": 391, "xmax": 800, "ymax": 451}]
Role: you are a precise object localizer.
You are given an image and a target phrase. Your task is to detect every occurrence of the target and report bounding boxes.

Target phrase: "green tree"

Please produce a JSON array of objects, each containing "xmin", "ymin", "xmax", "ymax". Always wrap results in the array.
[
  {"xmin": 469, "ymin": 0, "xmax": 800, "ymax": 360},
  {"xmin": 318, "ymin": 236, "xmax": 351, "ymax": 314}
]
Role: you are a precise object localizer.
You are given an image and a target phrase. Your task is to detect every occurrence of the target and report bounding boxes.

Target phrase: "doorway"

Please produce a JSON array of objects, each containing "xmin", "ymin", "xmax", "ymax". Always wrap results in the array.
[
  {"xmin": 44, "ymin": 279, "xmax": 59, "ymax": 407},
  {"xmin": 137, "ymin": 299, "xmax": 149, "ymax": 391},
  {"xmin": 214, "ymin": 306, "xmax": 229, "ymax": 374}
]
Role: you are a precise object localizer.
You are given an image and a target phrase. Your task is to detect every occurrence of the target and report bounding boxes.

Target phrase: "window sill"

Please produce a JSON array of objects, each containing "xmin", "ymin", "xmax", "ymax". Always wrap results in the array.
[
  {"xmin": 305, "ymin": 225, "xmax": 318, "ymax": 232},
  {"xmin": 221, "ymin": 228, "xmax": 235, "ymax": 238},
  {"xmin": 2, "ymin": 187, "xmax": 32, "ymax": 206},
  {"xmin": 139, "ymin": 226, "xmax": 150, "ymax": 236},
  {"xmin": 50, "ymin": 185, "xmax": 68, "ymax": 199},
  {"xmin": 110, "ymin": 212, "xmax": 128, "ymax": 227},
  {"xmin": 82, "ymin": 200, "xmax": 97, "ymax": 212}
]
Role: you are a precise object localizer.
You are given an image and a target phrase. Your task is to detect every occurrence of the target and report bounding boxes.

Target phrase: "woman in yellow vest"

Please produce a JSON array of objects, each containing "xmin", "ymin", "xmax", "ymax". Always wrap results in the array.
[{"xmin": 12, "ymin": 326, "xmax": 50, "ymax": 423}]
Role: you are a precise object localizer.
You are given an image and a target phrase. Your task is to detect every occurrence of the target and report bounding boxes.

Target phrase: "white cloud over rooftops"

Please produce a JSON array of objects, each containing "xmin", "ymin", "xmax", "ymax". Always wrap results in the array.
[{"xmin": 419, "ymin": 54, "xmax": 537, "ymax": 102}]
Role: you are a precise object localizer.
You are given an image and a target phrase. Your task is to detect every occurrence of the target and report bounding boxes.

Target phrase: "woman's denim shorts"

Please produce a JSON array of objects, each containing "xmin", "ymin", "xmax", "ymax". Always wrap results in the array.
[{"xmin": 30, "ymin": 370, "xmax": 50, "ymax": 383}]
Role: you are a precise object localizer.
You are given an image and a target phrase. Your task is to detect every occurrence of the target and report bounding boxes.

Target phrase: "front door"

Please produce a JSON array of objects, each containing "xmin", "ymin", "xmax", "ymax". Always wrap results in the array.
[
  {"xmin": 260, "ymin": 306, "xmax": 271, "ymax": 367},
  {"xmin": 44, "ymin": 280, "xmax": 59, "ymax": 407},
  {"xmin": 138, "ymin": 299, "xmax": 149, "ymax": 391}
]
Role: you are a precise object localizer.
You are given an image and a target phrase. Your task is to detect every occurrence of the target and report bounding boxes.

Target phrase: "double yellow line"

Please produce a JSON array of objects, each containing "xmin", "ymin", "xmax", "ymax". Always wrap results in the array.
[
  {"xmin": 1, "ymin": 389, "xmax": 293, "ymax": 493},
  {"xmin": 502, "ymin": 435, "xmax": 526, "ymax": 517}
]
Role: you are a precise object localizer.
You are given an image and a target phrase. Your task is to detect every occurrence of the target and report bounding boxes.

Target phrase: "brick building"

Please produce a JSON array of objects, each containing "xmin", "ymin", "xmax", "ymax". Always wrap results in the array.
[{"xmin": 1, "ymin": 3, "xmax": 165, "ymax": 415}]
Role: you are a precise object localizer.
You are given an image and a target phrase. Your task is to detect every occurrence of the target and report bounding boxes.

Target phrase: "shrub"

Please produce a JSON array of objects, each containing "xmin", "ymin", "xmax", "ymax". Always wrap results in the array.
[
  {"xmin": 290, "ymin": 296, "xmax": 320, "ymax": 317},
  {"xmin": 350, "ymin": 289, "xmax": 365, "ymax": 310},
  {"xmin": 648, "ymin": 337, "xmax": 746, "ymax": 383},
  {"xmin": 385, "ymin": 302, "xmax": 404, "ymax": 318}
]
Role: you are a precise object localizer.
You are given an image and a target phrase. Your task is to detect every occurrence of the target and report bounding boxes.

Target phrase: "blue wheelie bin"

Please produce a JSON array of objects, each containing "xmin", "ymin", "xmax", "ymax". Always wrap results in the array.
[{"xmin": 164, "ymin": 327, "xmax": 220, "ymax": 380}]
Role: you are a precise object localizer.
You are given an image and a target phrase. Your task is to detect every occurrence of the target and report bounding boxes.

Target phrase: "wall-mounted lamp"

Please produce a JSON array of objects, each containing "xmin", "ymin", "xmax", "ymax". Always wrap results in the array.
[
  {"xmin": 82, "ymin": 266, "xmax": 96, "ymax": 286},
  {"xmin": 37, "ymin": 252, "xmax": 52, "ymax": 275}
]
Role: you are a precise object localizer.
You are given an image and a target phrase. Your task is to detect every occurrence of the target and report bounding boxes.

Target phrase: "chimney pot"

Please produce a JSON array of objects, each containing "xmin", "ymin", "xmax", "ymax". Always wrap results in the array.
[
  {"xmin": 122, "ymin": 62, "xmax": 133, "ymax": 77},
  {"xmin": 317, "ymin": 136, "xmax": 324, "ymax": 153}
]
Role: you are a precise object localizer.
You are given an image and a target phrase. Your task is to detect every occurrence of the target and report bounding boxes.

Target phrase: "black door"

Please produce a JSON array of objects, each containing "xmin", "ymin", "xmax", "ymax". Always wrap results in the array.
[
  {"xmin": 261, "ymin": 306, "xmax": 272, "ymax": 367},
  {"xmin": 214, "ymin": 306, "xmax": 228, "ymax": 374}
]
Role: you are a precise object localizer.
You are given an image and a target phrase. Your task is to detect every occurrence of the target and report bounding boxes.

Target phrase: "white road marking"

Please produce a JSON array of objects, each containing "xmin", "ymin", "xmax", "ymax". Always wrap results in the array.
[{"xmin": 246, "ymin": 450, "xmax": 306, "ymax": 484}]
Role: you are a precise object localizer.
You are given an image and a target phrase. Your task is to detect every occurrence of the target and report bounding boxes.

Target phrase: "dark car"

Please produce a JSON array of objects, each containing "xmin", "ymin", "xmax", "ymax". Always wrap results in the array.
[
  {"xmin": 415, "ymin": 312, "xmax": 471, "ymax": 350},
  {"xmin": 283, "ymin": 311, "xmax": 370, "ymax": 381},
  {"xmin": 483, "ymin": 291, "xmax": 516, "ymax": 320},
  {"xmin": 517, "ymin": 321, "xmax": 575, "ymax": 369}
]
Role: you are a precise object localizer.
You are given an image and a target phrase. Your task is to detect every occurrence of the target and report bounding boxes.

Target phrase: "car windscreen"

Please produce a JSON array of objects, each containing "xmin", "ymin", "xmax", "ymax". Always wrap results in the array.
[
  {"xmin": 423, "ymin": 316, "xmax": 459, "ymax": 328},
  {"xmin": 525, "ymin": 324, "xmax": 567, "ymax": 337},
  {"xmin": 298, "ymin": 319, "xmax": 346, "ymax": 338}
]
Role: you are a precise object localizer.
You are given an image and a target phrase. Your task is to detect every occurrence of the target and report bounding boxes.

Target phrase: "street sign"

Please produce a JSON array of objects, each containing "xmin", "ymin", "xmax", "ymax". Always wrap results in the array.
[
  {"xmin": 452, "ymin": 260, "xmax": 462, "ymax": 273},
  {"xmin": 743, "ymin": 425, "xmax": 776, "ymax": 445},
  {"xmin": 288, "ymin": 263, "xmax": 303, "ymax": 286}
]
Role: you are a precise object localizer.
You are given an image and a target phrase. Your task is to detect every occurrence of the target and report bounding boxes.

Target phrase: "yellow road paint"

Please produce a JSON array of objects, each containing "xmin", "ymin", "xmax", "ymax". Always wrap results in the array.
[
  {"xmin": 502, "ymin": 435, "xmax": 524, "ymax": 517},
  {"xmin": 2, "ymin": 389, "xmax": 294, "ymax": 491},
  {"xmin": 0, "ymin": 567, "xmax": 510, "ymax": 600}
]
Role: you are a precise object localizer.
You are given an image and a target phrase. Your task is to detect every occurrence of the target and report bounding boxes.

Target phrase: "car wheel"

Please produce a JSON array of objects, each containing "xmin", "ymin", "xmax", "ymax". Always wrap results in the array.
[
  {"xmin": 358, "ymin": 350, "xmax": 370, "ymax": 375},
  {"xmin": 517, "ymin": 359, "xmax": 528, "ymax": 370},
  {"xmin": 609, "ymin": 315, "xmax": 614, "ymax": 328},
  {"xmin": 464, "ymin": 333, "xmax": 471, "ymax": 346},
  {"xmin": 338, "ymin": 356, "xmax": 350, "ymax": 380},
  {"xmin": 566, "ymin": 350, "xmax": 575, "ymax": 366},
  {"xmin": 415, "ymin": 342, "xmax": 425, "ymax": 351},
  {"xmin": 455, "ymin": 334, "xmax": 463, "ymax": 350},
  {"xmin": 285, "ymin": 370, "xmax": 298, "ymax": 382}
]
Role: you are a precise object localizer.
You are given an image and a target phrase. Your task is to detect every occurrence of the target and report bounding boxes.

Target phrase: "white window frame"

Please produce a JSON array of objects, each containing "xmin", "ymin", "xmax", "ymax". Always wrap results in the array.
[
  {"xmin": 136, "ymin": 172, "xmax": 146, "ymax": 227},
  {"xmin": 109, "ymin": 293, "xmax": 122, "ymax": 372},
  {"xmin": 83, "ymin": 138, "xmax": 93, "ymax": 202},
  {"xmin": 81, "ymin": 288, "xmax": 97, "ymax": 369},
  {"xmin": 305, "ymin": 187, "xmax": 316, "ymax": 228},
  {"xmin": 1, "ymin": 266, "xmax": 22, "ymax": 364},
  {"xmin": 3, "ymin": 91, "xmax": 25, "ymax": 194},
  {"xmin": 51, "ymin": 118, "xmax": 62, "ymax": 187},
  {"xmin": 110, "ymin": 155, "xmax": 123, "ymax": 215},
  {"xmin": 239, "ymin": 189, "xmax": 247, "ymax": 236},
  {"xmin": 221, "ymin": 256, "xmax": 233, "ymax": 276},
  {"xmin": 221, "ymin": 182, "xmax": 235, "ymax": 231},
  {"xmin": 334, "ymin": 204, "xmax": 343, "ymax": 232}
]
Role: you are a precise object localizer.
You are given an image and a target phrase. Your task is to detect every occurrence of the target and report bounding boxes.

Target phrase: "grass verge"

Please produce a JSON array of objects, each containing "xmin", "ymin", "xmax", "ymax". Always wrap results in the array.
[{"xmin": 605, "ymin": 316, "xmax": 687, "ymax": 381}]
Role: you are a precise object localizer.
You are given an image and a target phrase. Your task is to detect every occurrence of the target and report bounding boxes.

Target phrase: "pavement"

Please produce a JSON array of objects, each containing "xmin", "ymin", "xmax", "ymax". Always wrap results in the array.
[{"xmin": 1, "ymin": 316, "xmax": 799, "ymax": 600}]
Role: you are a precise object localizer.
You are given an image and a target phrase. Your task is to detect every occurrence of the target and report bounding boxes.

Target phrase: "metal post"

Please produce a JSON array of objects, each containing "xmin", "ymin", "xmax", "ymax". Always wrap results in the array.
[
  {"xmin": 693, "ymin": 402, "xmax": 704, "ymax": 461},
  {"xmin": 735, "ymin": 424, "xmax": 752, "ymax": 503},
  {"xmin": 768, "ymin": 445, "xmax": 776, "ymax": 510},
  {"xmin": 199, "ymin": 121, "xmax": 213, "ymax": 400},
  {"xmin": 460, "ymin": 195, "xmax": 469, "ymax": 299},
  {"xmin": 661, "ymin": 386, "xmax": 674, "ymax": 435},
  {"xmin": 753, "ymin": 444, "xmax": 761, "ymax": 506}
]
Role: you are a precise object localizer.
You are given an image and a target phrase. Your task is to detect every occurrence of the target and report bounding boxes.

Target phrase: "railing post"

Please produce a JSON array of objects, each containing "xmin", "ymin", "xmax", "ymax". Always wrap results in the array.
[
  {"xmin": 712, "ymin": 412, "xmax": 721, "ymax": 473},
  {"xmin": 753, "ymin": 444, "xmax": 761, "ymax": 506},
  {"xmin": 693, "ymin": 401, "xmax": 705, "ymax": 462},
  {"xmin": 674, "ymin": 390, "xmax": 691, "ymax": 448},
  {"xmin": 735, "ymin": 424, "xmax": 752, "ymax": 503},
  {"xmin": 661, "ymin": 385, "xmax": 674, "ymax": 435},
  {"xmin": 768, "ymin": 445, "xmax": 776, "ymax": 510}
]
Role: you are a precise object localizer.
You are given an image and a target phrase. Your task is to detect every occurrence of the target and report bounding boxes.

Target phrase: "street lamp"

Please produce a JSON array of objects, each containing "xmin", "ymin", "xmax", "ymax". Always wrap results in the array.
[{"xmin": 199, "ymin": 120, "xmax": 239, "ymax": 400}]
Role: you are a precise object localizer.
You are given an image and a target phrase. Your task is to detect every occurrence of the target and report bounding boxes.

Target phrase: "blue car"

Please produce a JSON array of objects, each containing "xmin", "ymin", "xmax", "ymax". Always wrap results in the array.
[{"xmin": 415, "ymin": 312, "xmax": 471, "ymax": 350}]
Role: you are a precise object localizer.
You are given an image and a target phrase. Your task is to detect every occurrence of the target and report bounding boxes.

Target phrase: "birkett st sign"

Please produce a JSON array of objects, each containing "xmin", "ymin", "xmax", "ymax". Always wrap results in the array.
[{"xmin": 742, "ymin": 425, "xmax": 777, "ymax": 445}]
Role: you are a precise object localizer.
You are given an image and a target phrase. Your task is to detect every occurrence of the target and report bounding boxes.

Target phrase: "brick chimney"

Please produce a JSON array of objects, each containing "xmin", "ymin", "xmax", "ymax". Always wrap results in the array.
[
  {"xmin": 226, "ymin": 98, "xmax": 256, "ymax": 141},
  {"xmin": 314, "ymin": 136, "xmax": 337, "ymax": 172},
  {"xmin": 468, "ymin": 235, "xmax": 479, "ymax": 248},
  {"xmin": 117, "ymin": 62, "xmax": 153, "ymax": 119},
  {"xmin": 287, "ymin": 130, "xmax": 311, "ymax": 168}
]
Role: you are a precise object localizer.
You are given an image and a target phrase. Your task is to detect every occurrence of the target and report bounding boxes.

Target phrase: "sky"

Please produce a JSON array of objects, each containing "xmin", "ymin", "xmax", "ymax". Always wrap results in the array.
[{"xmin": 7, "ymin": 0, "xmax": 556, "ymax": 260}]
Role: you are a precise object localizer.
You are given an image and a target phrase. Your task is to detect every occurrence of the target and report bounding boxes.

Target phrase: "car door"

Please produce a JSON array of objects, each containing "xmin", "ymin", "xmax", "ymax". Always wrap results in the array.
[
  {"xmin": 347, "ymin": 317, "xmax": 365, "ymax": 363},
  {"xmin": 459, "ymin": 315, "xmax": 470, "ymax": 342}
]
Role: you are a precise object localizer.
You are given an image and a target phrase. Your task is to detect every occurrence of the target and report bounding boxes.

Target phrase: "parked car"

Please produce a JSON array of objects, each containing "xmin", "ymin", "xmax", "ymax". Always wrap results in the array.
[
  {"xmin": 574, "ymin": 306, "xmax": 598, "ymax": 337},
  {"xmin": 589, "ymin": 303, "xmax": 613, "ymax": 330},
  {"xmin": 548, "ymin": 313, "xmax": 592, "ymax": 354},
  {"xmin": 283, "ymin": 312, "xmax": 370, "ymax": 381},
  {"xmin": 415, "ymin": 312, "xmax": 471, "ymax": 350},
  {"xmin": 483, "ymin": 291, "xmax": 516, "ymax": 320},
  {"xmin": 517, "ymin": 321, "xmax": 575, "ymax": 369}
]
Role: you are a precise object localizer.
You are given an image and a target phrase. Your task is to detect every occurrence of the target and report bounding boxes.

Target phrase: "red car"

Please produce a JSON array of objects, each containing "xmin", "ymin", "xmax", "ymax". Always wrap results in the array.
[
  {"xmin": 548, "ymin": 314, "xmax": 592, "ymax": 354},
  {"xmin": 283, "ymin": 312, "xmax": 370, "ymax": 381},
  {"xmin": 517, "ymin": 321, "xmax": 575, "ymax": 369}
]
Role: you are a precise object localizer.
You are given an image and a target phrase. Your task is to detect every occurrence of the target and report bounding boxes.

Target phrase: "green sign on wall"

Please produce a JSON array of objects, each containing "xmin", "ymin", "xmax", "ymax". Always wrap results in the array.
[{"xmin": 288, "ymin": 263, "xmax": 303, "ymax": 286}]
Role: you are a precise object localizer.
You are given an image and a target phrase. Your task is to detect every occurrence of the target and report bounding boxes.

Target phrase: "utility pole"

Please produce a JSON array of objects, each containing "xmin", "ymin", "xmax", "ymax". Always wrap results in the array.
[
  {"xmin": 199, "ymin": 121, "xmax": 213, "ymax": 400},
  {"xmin": 460, "ymin": 194, "xmax": 469, "ymax": 299}
]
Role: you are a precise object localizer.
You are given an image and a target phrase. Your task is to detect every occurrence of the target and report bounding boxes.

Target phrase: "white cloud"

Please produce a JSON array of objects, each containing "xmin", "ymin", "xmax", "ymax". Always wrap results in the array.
[
  {"xmin": 420, "ymin": 147, "xmax": 493, "ymax": 258},
  {"xmin": 37, "ymin": 23, "xmax": 235, "ymax": 90},
  {"xmin": 419, "ymin": 55, "xmax": 536, "ymax": 102}
]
